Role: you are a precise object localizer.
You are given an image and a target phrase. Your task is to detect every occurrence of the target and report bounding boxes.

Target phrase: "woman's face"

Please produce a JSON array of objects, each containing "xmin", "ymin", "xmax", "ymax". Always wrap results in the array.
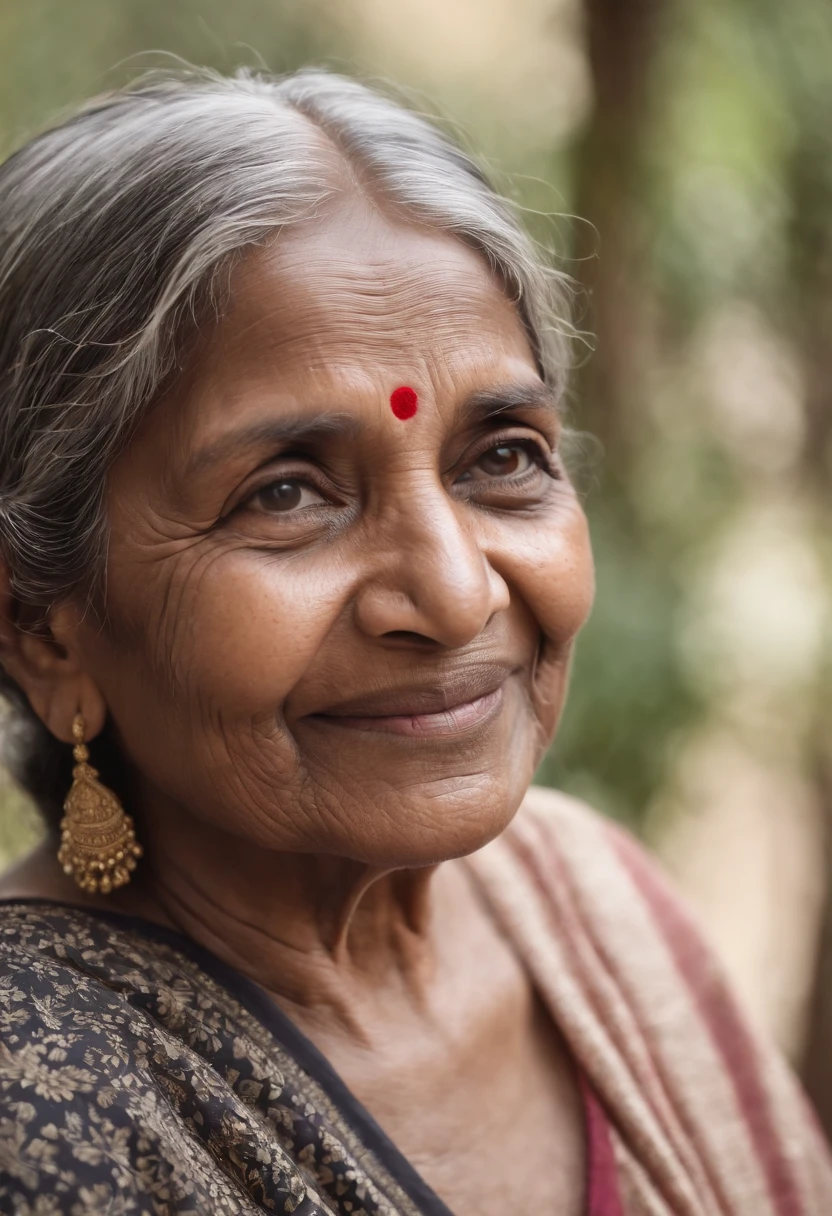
[{"xmin": 77, "ymin": 200, "xmax": 594, "ymax": 866}]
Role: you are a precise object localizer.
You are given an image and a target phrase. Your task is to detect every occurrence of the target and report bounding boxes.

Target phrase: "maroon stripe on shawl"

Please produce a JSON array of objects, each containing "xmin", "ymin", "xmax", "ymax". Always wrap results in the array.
[
  {"xmin": 503, "ymin": 825, "xmax": 712, "ymax": 1216},
  {"xmin": 582, "ymin": 1074, "xmax": 625, "ymax": 1216},
  {"xmin": 611, "ymin": 829, "xmax": 805, "ymax": 1216}
]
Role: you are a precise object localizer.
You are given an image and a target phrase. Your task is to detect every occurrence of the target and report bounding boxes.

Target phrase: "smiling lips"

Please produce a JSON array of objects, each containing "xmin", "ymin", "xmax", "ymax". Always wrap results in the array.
[{"xmin": 310, "ymin": 674, "xmax": 510, "ymax": 737}]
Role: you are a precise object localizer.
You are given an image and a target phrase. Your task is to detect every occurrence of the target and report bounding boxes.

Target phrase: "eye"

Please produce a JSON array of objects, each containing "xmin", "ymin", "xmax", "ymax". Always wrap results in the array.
[
  {"xmin": 476, "ymin": 443, "xmax": 533, "ymax": 477},
  {"xmin": 246, "ymin": 479, "xmax": 327, "ymax": 515},
  {"xmin": 460, "ymin": 440, "xmax": 540, "ymax": 482}
]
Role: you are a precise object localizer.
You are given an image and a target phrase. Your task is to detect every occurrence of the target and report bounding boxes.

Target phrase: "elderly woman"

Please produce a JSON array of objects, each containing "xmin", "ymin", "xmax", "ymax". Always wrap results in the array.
[{"xmin": 0, "ymin": 69, "xmax": 827, "ymax": 1216}]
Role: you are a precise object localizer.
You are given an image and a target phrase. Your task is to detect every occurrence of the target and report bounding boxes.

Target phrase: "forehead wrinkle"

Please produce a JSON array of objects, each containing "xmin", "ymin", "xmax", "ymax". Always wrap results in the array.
[
  {"xmin": 288, "ymin": 261, "xmax": 509, "ymax": 326},
  {"xmin": 230, "ymin": 282, "xmax": 508, "ymax": 360},
  {"xmin": 148, "ymin": 214, "xmax": 541, "ymax": 486},
  {"xmin": 229, "ymin": 299, "xmax": 519, "ymax": 384},
  {"xmin": 223, "ymin": 235, "xmax": 521, "ymax": 366}
]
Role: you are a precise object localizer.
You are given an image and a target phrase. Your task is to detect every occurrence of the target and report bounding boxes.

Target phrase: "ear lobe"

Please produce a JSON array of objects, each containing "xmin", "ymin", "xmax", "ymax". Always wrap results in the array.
[
  {"xmin": 0, "ymin": 563, "xmax": 107, "ymax": 745},
  {"xmin": 32, "ymin": 675, "xmax": 107, "ymax": 745}
]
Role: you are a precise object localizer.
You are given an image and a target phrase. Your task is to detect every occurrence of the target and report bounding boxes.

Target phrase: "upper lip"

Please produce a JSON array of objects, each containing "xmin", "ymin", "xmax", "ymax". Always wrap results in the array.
[{"xmin": 310, "ymin": 663, "xmax": 517, "ymax": 718}]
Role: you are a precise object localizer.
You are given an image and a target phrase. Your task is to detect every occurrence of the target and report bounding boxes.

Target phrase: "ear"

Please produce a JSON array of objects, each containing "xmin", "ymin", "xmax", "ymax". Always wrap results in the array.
[{"xmin": 0, "ymin": 563, "xmax": 107, "ymax": 745}]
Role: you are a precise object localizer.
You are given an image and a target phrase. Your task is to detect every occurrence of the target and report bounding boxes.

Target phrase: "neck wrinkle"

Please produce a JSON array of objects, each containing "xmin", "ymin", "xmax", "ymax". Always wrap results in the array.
[{"xmin": 135, "ymin": 828, "xmax": 443, "ymax": 1029}]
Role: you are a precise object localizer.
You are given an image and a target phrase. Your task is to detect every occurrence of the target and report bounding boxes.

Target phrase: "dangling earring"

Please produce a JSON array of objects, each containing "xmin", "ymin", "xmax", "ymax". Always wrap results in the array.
[{"xmin": 58, "ymin": 713, "xmax": 142, "ymax": 895}]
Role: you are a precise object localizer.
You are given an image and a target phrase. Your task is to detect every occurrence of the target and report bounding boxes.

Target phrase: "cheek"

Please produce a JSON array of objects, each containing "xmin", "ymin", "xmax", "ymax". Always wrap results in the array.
[
  {"xmin": 180, "ymin": 555, "xmax": 339, "ymax": 712},
  {"xmin": 492, "ymin": 502, "xmax": 593, "ymax": 751},
  {"xmin": 83, "ymin": 547, "xmax": 358, "ymax": 846},
  {"xmin": 504, "ymin": 504, "xmax": 595, "ymax": 648},
  {"xmin": 108, "ymin": 547, "xmax": 351, "ymax": 720}
]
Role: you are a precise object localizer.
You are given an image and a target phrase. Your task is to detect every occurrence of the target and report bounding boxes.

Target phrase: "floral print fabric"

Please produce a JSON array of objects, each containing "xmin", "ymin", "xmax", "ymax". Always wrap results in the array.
[{"xmin": 0, "ymin": 902, "xmax": 449, "ymax": 1216}]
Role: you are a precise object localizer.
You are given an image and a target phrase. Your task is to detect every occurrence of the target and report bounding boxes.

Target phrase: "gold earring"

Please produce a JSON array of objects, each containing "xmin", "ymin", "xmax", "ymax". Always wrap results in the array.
[{"xmin": 58, "ymin": 713, "xmax": 142, "ymax": 895}]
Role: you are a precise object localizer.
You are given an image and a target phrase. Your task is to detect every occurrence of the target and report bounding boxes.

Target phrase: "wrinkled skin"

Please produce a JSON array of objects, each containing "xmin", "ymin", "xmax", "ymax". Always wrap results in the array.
[{"xmin": 0, "ymin": 195, "xmax": 595, "ymax": 1215}]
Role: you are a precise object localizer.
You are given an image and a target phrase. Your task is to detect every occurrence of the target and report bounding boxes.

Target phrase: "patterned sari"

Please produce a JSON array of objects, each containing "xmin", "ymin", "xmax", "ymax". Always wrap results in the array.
[{"xmin": 0, "ymin": 787, "xmax": 830, "ymax": 1215}]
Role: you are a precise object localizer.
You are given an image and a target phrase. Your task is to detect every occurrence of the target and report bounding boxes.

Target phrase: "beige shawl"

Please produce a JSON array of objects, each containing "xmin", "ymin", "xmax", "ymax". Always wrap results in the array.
[{"xmin": 467, "ymin": 786, "xmax": 832, "ymax": 1215}]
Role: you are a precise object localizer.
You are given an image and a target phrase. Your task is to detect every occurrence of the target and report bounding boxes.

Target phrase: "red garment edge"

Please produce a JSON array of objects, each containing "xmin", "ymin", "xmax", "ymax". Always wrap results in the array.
[
  {"xmin": 611, "ymin": 831, "xmax": 806, "ymax": 1216},
  {"xmin": 582, "ymin": 1073, "xmax": 625, "ymax": 1216}
]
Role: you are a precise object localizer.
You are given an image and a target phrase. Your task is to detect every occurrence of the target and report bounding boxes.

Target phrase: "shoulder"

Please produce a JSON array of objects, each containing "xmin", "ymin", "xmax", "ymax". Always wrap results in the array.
[
  {"xmin": 0, "ymin": 902, "xmax": 250, "ymax": 1213},
  {"xmin": 508, "ymin": 781, "xmax": 661, "ymax": 914},
  {"xmin": 475, "ymin": 783, "xmax": 705, "ymax": 994},
  {"xmin": 0, "ymin": 901, "xmax": 232, "ymax": 1069},
  {"xmin": 506, "ymin": 784, "xmax": 746, "ymax": 1011},
  {"xmin": 515, "ymin": 782, "xmax": 698, "ymax": 933},
  {"xmin": 475, "ymin": 788, "xmax": 832, "ymax": 1210},
  {"xmin": 0, "ymin": 901, "xmax": 188, "ymax": 1109},
  {"xmin": 516, "ymin": 782, "xmax": 612, "ymax": 840},
  {"xmin": 518, "ymin": 780, "xmax": 633, "ymax": 842},
  {"xmin": 0, "ymin": 898, "xmax": 170, "ymax": 998}
]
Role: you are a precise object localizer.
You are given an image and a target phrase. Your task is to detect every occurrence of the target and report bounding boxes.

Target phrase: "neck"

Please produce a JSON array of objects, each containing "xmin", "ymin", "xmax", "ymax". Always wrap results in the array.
[{"xmin": 132, "ymin": 799, "xmax": 446, "ymax": 1032}]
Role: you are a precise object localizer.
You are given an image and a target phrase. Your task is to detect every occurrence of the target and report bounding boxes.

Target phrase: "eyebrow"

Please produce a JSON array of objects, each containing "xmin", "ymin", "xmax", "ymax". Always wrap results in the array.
[
  {"xmin": 457, "ymin": 382, "xmax": 561, "ymax": 425},
  {"xmin": 184, "ymin": 410, "xmax": 362, "ymax": 478},
  {"xmin": 184, "ymin": 381, "xmax": 560, "ymax": 479}
]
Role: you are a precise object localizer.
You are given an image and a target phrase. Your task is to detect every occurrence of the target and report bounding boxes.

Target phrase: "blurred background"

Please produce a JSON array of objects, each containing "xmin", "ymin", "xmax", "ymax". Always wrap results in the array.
[{"xmin": 0, "ymin": 0, "xmax": 830, "ymax": 1127}]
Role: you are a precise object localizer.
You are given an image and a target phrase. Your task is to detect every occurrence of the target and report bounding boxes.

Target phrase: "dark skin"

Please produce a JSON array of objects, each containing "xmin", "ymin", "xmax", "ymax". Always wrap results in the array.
[{"xmin": 0, "ymin": 194, "xmax": 595, "ymax": 1215}]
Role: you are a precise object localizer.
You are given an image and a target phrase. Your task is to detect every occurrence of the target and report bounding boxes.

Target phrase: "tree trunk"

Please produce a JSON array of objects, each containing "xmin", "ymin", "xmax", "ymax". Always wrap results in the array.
[
  {"xmin": 784, "ymin": 136, "xmax": 832, "ymax": 1135},
  {"xmin": 570, "ymin": 0, "xmax": 665, "ymax": 462}
]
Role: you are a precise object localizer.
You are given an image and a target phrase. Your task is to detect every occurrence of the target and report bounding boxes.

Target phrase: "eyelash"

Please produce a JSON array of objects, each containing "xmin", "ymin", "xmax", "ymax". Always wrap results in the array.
[
  {"xmin": 459, "ymin": 431, "xmax": 557, "ymax": 482},
  {"xmin": 237, "ymin": 466, "xmax": 331, "ymax": 517},
  {"xmin": 235, "ymin": 430, "xmax": 557, "ymax": 519}
]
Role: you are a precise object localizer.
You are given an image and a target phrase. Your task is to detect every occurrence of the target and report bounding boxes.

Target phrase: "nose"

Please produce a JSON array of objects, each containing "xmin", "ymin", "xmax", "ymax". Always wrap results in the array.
[{"xmin": 353, "ymin": 491, "xmax": 510, "ymax": 649}]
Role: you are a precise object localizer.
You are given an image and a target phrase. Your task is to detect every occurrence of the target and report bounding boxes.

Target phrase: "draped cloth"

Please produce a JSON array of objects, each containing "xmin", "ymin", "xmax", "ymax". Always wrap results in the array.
[
  {"xmin": 0, "ymin": 787, "xmax": 830, "ymax": 1214},
  {"xmin": 466, "ymin": 788, "xmax": 832, "ymax": 1215}
]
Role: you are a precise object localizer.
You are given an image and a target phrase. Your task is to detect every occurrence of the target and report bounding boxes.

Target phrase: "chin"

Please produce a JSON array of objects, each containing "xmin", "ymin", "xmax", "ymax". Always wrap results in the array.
[
  {"xmin": 338, "ymin": 771, "xmax": 532, "ymax": 869},
  {"xmin": 293, "ymin": 681, "xmax": 545, "ymax": 867}
]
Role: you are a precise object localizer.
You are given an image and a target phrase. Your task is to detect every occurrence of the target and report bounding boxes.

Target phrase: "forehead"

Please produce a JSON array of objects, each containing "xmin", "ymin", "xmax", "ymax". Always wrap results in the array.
[
  {"xmin": 115, "ymin": 200, "xmax": 552, "ymax": 504},
  {"xmin": 200, "ymin": 199, "xmax": 534, "ymax": 386}
]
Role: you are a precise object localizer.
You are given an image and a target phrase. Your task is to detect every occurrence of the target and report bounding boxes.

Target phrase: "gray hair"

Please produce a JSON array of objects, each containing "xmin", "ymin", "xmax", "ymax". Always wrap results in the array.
[{"xmin": 0, "ymin": 66, "xmax": 571, "ymax": 823}]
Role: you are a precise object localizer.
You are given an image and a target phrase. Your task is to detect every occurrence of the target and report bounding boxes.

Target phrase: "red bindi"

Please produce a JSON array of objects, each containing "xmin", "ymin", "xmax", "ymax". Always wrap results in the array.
[{"xmin": 389, "ymin": 385, "xmax": 418, "ymax": 420}]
